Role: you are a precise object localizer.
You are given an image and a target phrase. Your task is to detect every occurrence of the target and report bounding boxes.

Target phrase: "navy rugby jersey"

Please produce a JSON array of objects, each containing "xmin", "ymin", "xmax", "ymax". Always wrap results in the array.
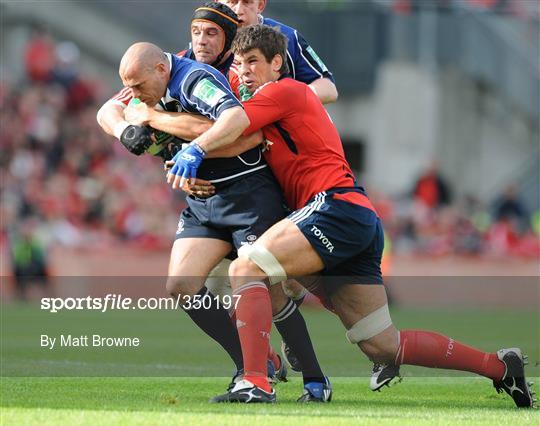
[
  {"xmin": 111, "ymin": 52, "xmax": 266, "ymax": 184},
  {"xmin": 260, "ymin": 17, "xmax": 334, "ymax": 84},
  {"xmin": 230, "ymin": 17, "xmax": 334, "ymax": 99},
  {"xmin": 158, "ymin": 53, "xmax": 265, "ymax": 184}
]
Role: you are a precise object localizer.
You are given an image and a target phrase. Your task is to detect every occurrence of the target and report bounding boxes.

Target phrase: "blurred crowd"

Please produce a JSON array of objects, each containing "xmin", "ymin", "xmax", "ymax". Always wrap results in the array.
[
  {"xmin": 1, "ymin": 30, "xmax": 538, "ymax": 289},
  {"xmin": 372, "ymin": 165, "xmax": 540, "ymax": 259},
  {"xmin": 0, "ymin": 29, "xmax": 184, "ymax": 283}
]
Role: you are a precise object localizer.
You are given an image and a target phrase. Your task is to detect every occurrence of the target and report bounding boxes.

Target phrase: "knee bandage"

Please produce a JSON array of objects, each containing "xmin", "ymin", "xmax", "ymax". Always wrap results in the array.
[
  {"xmin": 237, "ymin": 244, "xmax": 286, "ymax": 285},
  {"xmin": 282, "ymin": 280, "xmax": 308, "ymax": 301},
  {"xmin": 346, "ymin": 304, "xmax": 393, "ymax": 343},
  {"xmin": 204, "ymin": 258, "xmax": 232, "ymax": 298}
]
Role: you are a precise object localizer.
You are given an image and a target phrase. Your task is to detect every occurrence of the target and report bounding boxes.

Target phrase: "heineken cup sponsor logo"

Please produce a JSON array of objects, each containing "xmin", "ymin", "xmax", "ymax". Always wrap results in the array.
[
  {"xmin": 306, "ymin": 46, "xmax": 329, "ymax": 73},
  {"xmin": 193, "ymin": 78, "xmax": 226, "ymax": 106}
]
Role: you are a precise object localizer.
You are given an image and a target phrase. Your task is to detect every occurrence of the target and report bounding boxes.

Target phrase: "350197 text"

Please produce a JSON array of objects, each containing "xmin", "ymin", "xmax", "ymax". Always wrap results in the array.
[{"xmin": 40, "ymin": 294, "xmax": 242, "ymax": 313}]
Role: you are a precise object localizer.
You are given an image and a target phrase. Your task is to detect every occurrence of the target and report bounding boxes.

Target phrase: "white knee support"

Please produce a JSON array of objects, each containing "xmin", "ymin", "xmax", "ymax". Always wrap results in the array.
[
  {"xmin": 237, "ymin": 244, "xmax": 286, "ymax": 285},
  {"xmin": 204, "ymin": 259, "xmax": 232, "ymax": 298},
  {"xmin": 282, "ymin": 280, "xmax": 308, "ymax": 301},
  {"xmin": 346, "ymin": 304, "xmax": 393, "ymax": 343},
  {"xmin": 208, "ymin": 258, "xmax": 231, "ymax": 278}
]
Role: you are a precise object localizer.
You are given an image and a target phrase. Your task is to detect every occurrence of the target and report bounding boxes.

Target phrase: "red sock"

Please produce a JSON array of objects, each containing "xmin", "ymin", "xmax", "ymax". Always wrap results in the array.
[
  {"xmin": 268, "ymin": 345, "xmax": 281, "ymax": 371},
  {"xmin": 397, "ymin": 330, "xmax": 505, "ymax": 380},
  {"xmin": 234, "ymin": 282, "xmax": 272, "ymax": 392}
]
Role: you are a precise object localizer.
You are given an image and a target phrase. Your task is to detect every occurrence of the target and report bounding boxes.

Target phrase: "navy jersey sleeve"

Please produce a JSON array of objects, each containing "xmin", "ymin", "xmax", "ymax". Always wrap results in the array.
[
  {"xmin": 289, "ymin": 29, "xmax": 335, "ymax": 85},
  {"xmin": 263, "ymin": 18, "xmax": 334, "ymax": 85},
  {"xmin": 178, "ymin": 69, "xmax": 242, "ymax": 120}
]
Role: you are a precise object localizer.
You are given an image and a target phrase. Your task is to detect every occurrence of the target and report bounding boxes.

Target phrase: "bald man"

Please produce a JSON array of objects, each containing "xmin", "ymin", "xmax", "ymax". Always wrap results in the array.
[
  {"xmin": 118, "ymin": 43, "xmax": 169, "ymax": 105},
  {"xmin": 112, "ymin": 41, "xmax": 266, "ymax": 383},
  {"xmin": 118, "ymin": 42, "xmax": 248, "ymax": 158},
  {"xmin": 97, "ymin": 2, "xmax": 241, "ymax": 148}
]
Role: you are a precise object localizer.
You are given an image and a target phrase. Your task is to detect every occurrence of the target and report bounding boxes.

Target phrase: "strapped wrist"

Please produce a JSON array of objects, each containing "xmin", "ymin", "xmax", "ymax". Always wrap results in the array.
[
  {"xmin": 190, "ymin": 142, "xmax": 207, "ymax": 156},
  {"xmin": 114, "ymin": 121, "xmax": 130, "ymax": 140}
]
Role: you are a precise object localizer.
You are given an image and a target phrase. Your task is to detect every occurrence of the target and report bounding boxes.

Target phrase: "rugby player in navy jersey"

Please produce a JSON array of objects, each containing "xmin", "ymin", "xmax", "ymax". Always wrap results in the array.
[
  {"xmin": 97, "ymin": 3, "xmax": 332, "ymax": 401},
  {"xmin": 219, "ymin": 0, "xmax": 338, "ymax": 104},
  {"xmin": 169, "ymin": 24, "xmax": 535, "ymax": 407}
]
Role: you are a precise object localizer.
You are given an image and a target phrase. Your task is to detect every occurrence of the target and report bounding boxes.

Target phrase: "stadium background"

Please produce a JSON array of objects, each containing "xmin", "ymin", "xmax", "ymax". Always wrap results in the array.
[
  {"xmin": 1, "ymin": 1, "xmax": 539, "ymax": 423},
  {"xmin": 1, "ymin": 0, "xmax": 538, "ymax": 297}
]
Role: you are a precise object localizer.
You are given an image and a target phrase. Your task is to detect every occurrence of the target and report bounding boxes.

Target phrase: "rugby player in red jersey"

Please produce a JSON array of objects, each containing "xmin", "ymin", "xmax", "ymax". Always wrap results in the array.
[
  {"xmin": 97, "ymin": 4, "xmax": 333, "ymax": 401},
  {"xmin": 169, "ymin": 24, "xmax": 534, "ymax": 406}
]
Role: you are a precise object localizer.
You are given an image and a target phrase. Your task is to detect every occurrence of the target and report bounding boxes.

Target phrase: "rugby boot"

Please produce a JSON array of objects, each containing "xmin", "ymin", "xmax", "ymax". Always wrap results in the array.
[
  {"xmin": 493, "ymin": 348, "xmax": 536, "ymax": 408},
  {"xmin": 297, "ymin": 377, "xmax": 332, "ymax": 403},
  {"xmin": 227, "ymin": 359, "xmax": 280, "ymax": 391},
  {"xmin": 272, "ymin": 354, "xmax": 289, "ymax": 384},
  {"xmin": 370, "ymin": 363, "xmax": 402, "ymax": 391},
  {"xmin": 227, "ymin": 368, "xmax": 243, "ymax": 392},
  {"xmin": 211, "ymin": 379, "xmax": 276, "ymax": 403}
]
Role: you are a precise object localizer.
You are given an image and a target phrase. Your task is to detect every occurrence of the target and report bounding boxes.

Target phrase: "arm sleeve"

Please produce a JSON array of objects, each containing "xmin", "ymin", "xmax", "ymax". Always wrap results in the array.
[
  {"xmin": 228, "ymin": 71, "xmax": 241, "ymax": 100},
  {"xmin": 109, "ymin": 87, "xmax": 132, "ymax": 107},
  {"xmin": 291, "ymin": 30, "xmax": 335, "ymax": 85},
  {"xmin": 180, "ymin": 69, "xmax": 242, "ymax": 120}
]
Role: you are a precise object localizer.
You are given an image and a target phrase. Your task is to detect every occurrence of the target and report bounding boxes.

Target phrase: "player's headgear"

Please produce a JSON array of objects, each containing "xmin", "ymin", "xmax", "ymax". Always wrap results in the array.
[{"xmin": 192, "ymin": 2, "xmax": 239, "ymax": 66}]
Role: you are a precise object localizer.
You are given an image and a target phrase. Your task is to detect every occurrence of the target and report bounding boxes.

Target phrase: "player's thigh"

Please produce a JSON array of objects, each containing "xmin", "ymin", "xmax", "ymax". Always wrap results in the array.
[
  {"xmin": 167, "ymin": 237, "xmax": 232, "ymax": 295},
  {"xmin": 169, "ymin": 237, "xmax": 232, "ymax": 276},
  {"xmin": 255, "ymin": 218, "xmax": 325, "ymax": 276},
  {"xmin": 256, "ymin": 190, "xmax": 382, "ymax": 279}
]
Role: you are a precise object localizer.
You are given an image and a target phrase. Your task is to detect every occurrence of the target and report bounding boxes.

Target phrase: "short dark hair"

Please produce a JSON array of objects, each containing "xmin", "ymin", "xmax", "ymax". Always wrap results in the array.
[{"xmin": 232, "ymin": 24, "xmax": 289, "ymax": 75}]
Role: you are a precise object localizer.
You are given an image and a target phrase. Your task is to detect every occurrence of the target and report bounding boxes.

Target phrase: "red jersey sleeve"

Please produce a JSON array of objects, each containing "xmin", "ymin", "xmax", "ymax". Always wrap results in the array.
[
  {"xmin": 242, "ymin": 80, "xmax": 303, "ymax": 135},
  {"xmin": 110, "ymin": 86, "xmax": 132, "ymax": 106},
  {"xmin": 228, "ymin": 71, "xmax": 241, "ymax": 99}
]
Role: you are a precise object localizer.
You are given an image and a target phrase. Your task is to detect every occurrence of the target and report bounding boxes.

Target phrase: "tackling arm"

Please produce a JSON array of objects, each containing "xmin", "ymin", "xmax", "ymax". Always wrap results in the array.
[
  {"xmin": 96, "ymin": 100, "xmax": 129, "ymax": 139},
  {"xmin": 145, "ymin": 109, "xmax": 213, "ymax": 141},
  {"xmin": 192, "ymin": 106, "xmax": 250, "ymax": 153},
  {"xmin": 127, "ymin": 106, "xmax": 262, "ymax": 157},
  {"xmin": 208, "ymin": 130, "xmax": 263, "ymax": 158},
  {"xmin": 167, "ymin": 106, "xmax": 250, "ymax": 189}
]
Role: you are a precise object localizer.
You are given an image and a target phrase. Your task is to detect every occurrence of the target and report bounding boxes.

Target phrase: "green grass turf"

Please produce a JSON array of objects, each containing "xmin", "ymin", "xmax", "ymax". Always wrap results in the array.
[
  {"xmin": 1, "ymin": 304, "xmax": 539, "ymax": 424},
  {"xmin": 1, "ymin": 377, "xmax": 539, "ymax": 425}
]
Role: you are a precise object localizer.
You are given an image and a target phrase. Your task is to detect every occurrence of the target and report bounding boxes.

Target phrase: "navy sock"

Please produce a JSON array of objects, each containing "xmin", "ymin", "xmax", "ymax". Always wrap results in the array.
[
  {"xmin": 294, "ymin": 294, "xmax": 306, "ymax": 307},
  {"xmin": 184, "ymin": 287, "xmax": 243, "ymax": 371},
  {"xmin": 273, "ymin": 299, "xmax": 325, "ymax": 384}
]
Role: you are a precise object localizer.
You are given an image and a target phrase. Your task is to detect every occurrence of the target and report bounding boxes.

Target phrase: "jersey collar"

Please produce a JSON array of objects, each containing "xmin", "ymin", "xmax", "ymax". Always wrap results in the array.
[{"xmin": 183, "ymin": 47, "xmax": 233, "ymax": 75}]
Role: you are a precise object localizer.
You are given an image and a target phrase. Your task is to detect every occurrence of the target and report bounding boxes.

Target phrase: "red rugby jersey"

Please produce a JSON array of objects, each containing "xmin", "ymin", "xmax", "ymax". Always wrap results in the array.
[{"xmin": 242, "ymin": 78, "xmax": 356, "ymax": 210}]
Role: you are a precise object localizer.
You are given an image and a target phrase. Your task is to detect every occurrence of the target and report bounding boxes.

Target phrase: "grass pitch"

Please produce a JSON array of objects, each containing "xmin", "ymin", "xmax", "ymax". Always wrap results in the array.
[
  {"xmin": 2, "ymin": 377, "xmax": 539, "ymax": 425},
  {"xmin": 1, "ymin": 304, "xmax": 538, "ymax": 424}
]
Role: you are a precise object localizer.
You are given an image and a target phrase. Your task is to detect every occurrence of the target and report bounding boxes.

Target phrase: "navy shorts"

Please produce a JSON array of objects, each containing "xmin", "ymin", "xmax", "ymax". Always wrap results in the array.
[
  {"xmin": 288, "ymin": 187, "xmax": 384, "ymax": 286},
  {"xmin": 175, "ymin": 168, "xmax": 287, "ymax": 250}
]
